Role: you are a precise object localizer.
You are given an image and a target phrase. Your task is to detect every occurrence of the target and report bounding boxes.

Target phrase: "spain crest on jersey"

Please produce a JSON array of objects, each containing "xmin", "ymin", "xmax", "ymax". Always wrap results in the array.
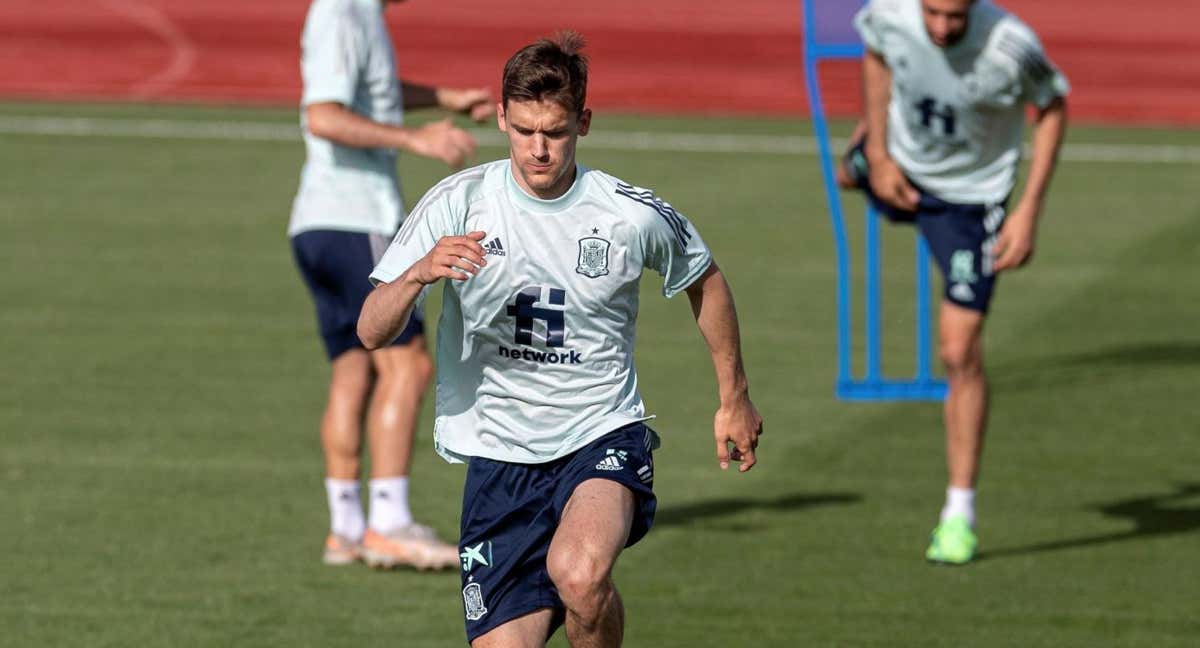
[{"xmin": 575, "ymin": 236, "xmax": 611, "ymax": 278}]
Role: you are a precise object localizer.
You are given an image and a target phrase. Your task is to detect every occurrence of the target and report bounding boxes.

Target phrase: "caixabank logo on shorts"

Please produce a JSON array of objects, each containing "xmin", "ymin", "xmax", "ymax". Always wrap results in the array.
[{"xmin": 460, "ymin": 540, "xmax": 493, "ymax": 621}]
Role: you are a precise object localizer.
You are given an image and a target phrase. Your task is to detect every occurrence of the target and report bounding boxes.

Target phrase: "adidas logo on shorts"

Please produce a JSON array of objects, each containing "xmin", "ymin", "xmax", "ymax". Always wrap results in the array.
[
  {"xmin": 595, "ymin": 456, "xmax": 623, "ymax": 471},
  {"xmin": 484, "ymin": 237, "xmax": 506, "ymax": 256}
]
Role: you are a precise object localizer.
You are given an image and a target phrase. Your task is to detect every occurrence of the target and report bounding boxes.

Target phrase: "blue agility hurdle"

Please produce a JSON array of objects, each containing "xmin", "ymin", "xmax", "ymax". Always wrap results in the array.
[{"xmin": 801, "ymin": 0, "xmax": 947, "ymax": 401}]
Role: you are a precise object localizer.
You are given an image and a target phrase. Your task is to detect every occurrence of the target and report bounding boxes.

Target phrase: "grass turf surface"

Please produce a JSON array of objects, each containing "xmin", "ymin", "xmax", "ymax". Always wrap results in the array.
[{"xmin": 2, "ymin": 102, "xmax": 1198, "ymax": 647}]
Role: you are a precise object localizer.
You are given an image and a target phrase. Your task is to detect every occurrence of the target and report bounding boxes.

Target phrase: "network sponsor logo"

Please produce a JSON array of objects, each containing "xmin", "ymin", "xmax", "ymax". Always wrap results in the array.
[{"xmin": 497, "ymin": 345, "xmax": 583, "ymax": 365}]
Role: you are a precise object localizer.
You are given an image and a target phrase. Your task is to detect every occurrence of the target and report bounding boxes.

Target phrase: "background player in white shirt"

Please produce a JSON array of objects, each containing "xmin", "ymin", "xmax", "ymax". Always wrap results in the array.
[
  {"xmin": 290, "ymin": 0, "xmax": 494, "ymax": 570},
  {"xmin": 360, "ymin": 31, "xmax": 762, "ymax": 647},
  {"xmin": 838, "ymin": 0, "xmax": 1068, "ymax": 564}
]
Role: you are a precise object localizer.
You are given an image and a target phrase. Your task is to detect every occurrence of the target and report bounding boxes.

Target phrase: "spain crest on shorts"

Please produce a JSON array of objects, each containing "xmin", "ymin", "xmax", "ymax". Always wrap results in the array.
[
  {"xmin": 575, "ymin": 236, "xmax": 611, "ymax": 278},
  {"xmin": 463, "ymin": 580, "xmax": 488, "ymax": 621}
]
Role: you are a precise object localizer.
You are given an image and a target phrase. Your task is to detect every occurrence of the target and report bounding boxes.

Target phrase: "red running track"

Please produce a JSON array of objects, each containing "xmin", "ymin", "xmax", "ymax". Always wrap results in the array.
[{"xmin": 0, "ymin": 0, "xmax": 1196, "ymax": 126}]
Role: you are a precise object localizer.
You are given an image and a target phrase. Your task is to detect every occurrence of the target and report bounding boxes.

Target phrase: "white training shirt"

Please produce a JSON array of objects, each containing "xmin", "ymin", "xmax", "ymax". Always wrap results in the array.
[
  {"xmin": 370, "ymin": 160, "xmax": 713, "ymax": 464},
  {"xmin": 854, "ymin": 0, "xmax": 1069, "ymax": 203},
  {"xmin": 289, "ymin": 0, "xmax": 406, "ymax": 237}
]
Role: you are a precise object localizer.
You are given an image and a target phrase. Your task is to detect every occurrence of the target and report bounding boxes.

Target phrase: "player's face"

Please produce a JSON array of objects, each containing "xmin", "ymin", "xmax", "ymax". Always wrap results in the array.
[
  {"xmin": 498, "ymin": 98, "xmax": 591, "ymax": 200},
  {"xmin": 921, "ymin": 0, "xmax": 973, "ymax": 47}
]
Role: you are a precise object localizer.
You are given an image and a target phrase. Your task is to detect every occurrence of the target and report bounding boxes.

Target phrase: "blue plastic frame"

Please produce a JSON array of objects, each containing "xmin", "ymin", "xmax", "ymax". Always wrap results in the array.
[{"xmin": 802, "ymin": 0, "xmax": 947, "ymax": 401}]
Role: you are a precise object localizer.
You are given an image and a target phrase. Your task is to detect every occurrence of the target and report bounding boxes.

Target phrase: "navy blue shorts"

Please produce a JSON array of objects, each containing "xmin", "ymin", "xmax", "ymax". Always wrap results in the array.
[
  {"xmin": 457, "ymin": 423, "xmax": 658, "ymax": 644},
  {"xmin": 844, "ymin": 140, "xmax": 1008, "ymax": 313},
  {"xmin": 291, "ymin": 229, "xmax": 423, "ymax": 360}
]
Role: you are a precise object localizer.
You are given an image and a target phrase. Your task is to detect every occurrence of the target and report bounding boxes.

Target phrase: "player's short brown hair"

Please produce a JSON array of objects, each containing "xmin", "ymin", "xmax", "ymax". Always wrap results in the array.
[{"xmin": 501, "ymin": 31, "xmax": 588, "ymax": 115}]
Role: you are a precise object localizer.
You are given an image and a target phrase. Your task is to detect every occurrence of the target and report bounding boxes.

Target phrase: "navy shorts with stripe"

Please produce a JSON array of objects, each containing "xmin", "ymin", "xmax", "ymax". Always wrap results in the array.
[
  {"xmin": 844, "ymin": 139, "xmax": 1008, "ymax": 313},
  {"xmin": 457, "ymin": 423, "xmax": 658, "ymax": 644},
  {"xmin": 291, "ymin": 229, "xmax": 423, "ymax": 360}
]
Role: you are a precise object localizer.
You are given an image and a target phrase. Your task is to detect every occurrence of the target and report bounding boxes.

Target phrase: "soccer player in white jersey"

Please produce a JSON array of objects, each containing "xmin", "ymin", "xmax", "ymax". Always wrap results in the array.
[
  {"xmin": 837, "ymin": 0, "xmax": 1069, "ymax": 564},
  {"xmin": 359, "ymin": 32, "xmax": 763, "ymax": 646},
  {"xmin": 289, "ymin": 0, "xmax": 495, "ymax": 570}
]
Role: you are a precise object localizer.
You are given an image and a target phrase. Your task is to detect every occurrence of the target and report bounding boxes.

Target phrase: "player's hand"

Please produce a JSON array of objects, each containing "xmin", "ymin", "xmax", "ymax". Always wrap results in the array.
[
  {"xmin": 438, "ymin": 87, "xmax": 495, "ymax": 122},
  {"xmin": 992, "ymin": 204, "xmax": 1039, "ymax": 272},
  {"xmin": 714, "ymin": 395, "xmax": 763, "ymax": 473},
  {"xmin": 410, "ymin": 119, "xmax": 478, "ymax": 169},
  {"xmin": 868, "ymin": 156, "xmax": 920, "ymax": 211},
  {"xmin": 408, "ymin": 231, "xmax": 488, "ymax": 285}
]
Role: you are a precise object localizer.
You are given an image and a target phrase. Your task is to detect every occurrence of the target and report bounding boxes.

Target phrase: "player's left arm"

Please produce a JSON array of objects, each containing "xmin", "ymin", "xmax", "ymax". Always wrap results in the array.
[
  {"xmin": 684, "ymin": 262, "xmax": 763, "ymax": 473},
  {"xmin": 993, "ymin": 96, "xmax": 1067, "ymax": 272},
  {"xmin": 401, "ymin": 81, "xmax": 494, "ymax": 122}
]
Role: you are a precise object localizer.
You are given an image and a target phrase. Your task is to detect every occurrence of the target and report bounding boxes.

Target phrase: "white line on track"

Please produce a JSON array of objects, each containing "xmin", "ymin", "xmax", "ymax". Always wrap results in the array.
[{"xmin": 1, "ymin": 115, "xmax": 1199, "ymax": 164}]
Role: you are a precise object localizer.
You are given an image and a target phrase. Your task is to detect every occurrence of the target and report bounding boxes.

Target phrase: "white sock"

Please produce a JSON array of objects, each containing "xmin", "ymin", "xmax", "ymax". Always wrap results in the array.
[
  {"xmin": 368, "ymin": 476, "xmax": 413, "ymax": 533},
  {"xmin": 940, "ymin": 487, "xmax": 976, "ymax": 526},
  {"xmin": 325, "ymin": 478, "xmax": 365, "ymax": 541}
]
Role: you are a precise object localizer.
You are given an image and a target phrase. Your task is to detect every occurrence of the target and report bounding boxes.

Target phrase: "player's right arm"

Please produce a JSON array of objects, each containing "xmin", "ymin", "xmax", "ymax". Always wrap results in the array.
[
  {"xmin": 625, "ymin": 179, "xmax": 762, "ymax": 472},
  {"xmin": 306, "ymin": 103, "xmax": 477, "ymax": 169},
  {"xmin": 862, "ymin": 49, "xmax": 919, "ymax": 211},
  {"xmin": 684, "ymin": 263, "xmax": 763, "ymax": 473},
  {"xmin": 300, "ymin": 7, "xmax": 476, "ymax": 168},
  {"xmin": 358, "ymin": 231, "xmax": 487, "ymax": 349}
]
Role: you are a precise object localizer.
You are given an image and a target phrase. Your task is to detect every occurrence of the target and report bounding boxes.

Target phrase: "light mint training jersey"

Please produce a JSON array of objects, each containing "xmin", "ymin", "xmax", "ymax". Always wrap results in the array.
[
  {"xmin": 854, "ymin": 0, "xmax": 1069, "ymax": 204},
  {"xmin": 289, "ymin": 0, "xmax": 406, "ymax": 237},
  {"xmin": 370, "ymin": 160, "xmax": 713, "ymax": 464}
]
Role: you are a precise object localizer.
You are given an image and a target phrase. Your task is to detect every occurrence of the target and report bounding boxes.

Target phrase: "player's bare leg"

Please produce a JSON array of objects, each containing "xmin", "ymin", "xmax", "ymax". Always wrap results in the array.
[
  {"xmin": 366, "ymin": 339, "xmax": 433, "ymax": 478},
  {"xmin": 937, "ymin": 300, "xmax": 988, "ymax": 490},
  {"xmin": 926, "ymin": 300, "xmax": 987, "ymax": 563},
  {"xmin": 359, "ymin": 337, "xmax": 456, "ymax": 569},
  {"xmin": 471, "ymin": 609, "xmax": 556, "ymax": 648},
  {"xmin": 319, "ymin": 349, "xmax": 372, "ymax": 563},
  {"xmin": 322, "ymin": 349, "xmax": 372, "ymax": 480},
  {"xmin": 547, "ymin": 479, "xmax": 635, "ymax": 648}
]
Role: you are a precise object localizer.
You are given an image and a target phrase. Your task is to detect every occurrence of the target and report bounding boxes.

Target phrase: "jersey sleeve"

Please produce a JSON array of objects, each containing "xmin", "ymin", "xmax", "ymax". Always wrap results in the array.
[
  {"xmin": 301, "ymin": 8, "xmax": 365, "ymax": 107},
  {"xmin": 995, "ymin": 21, "xmax": 1070, "ymax": 109},
  {"xmin": 618, "ymin": 184, "xmax": 712, "ymax": 299},
  {"xmin": 853, "ymin": 0, "xmax": 897, "ymax": 54},
  {"xmin": 369, "ymin": 188, "xmax": 460, "ymax": 288}
]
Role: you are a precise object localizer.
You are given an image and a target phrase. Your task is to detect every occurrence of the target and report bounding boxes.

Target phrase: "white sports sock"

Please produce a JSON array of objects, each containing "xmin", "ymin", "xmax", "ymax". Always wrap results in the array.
[
  {"xmin": 325, "ymin": 478, "xmax": 365, "ymax": 541},
  {"xmin": 368, "ymin": 476, "xmax": 413, "ymax": 533},
  {"xmin": 940, "ymin": 487, "xmax": 976, "ymax": 526}
]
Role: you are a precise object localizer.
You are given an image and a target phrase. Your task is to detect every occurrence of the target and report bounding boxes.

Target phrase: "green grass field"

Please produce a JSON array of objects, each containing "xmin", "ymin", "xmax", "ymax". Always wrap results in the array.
[{"xmin": 2, "ymin": 101, "xmax": 1198, "ymax": 647}]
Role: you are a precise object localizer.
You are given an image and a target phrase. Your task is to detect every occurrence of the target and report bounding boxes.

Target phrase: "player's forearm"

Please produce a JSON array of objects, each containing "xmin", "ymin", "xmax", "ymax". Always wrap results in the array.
[
  {"xmin": 862, "ymin": 50, "xmax": 893, "ymax": 164},
  {"xmin": 400, "ymin": 81, "xmax": 440, "ymax": 110},
  {"xmin": 357, "ymin": 272, "xmax": 424, "ymax": 350},
  {"xmin": 1018, "ymin": 97, "xmax": 1068, "ymax": 212},
  {"xmin": 305, "ymin": 102, "xmax": 419, "ymax": 152},
  {"xmin": 686, "ymin": 264, "xmax": 751, "ymax": 405}
]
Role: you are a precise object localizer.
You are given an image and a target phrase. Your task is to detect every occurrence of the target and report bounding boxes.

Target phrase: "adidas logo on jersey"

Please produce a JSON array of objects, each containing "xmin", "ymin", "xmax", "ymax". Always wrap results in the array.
[
  {"xmin": 484, "ymin": 237, "xmax": 506, "ymax": 256},
  {"xmin": 595, "ymin": 456, "xmax": 624, "ymax": 471}
]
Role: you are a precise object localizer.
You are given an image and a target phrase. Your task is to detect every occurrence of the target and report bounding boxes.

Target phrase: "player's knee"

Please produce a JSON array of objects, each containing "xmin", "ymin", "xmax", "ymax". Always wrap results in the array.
[
  {"xmin": 547, "ymin": 548, "xmax": 611, "ymax": 614},
  {"xmin": 330, "ymin": 349, "xmax": 373, "ymax": 390},
  {"xmin": 412, "ymin": 348, "xmax": 434, "ymax": 388},
  {"xmin": 373, "ymin": 345, "xmax": 434, "ymax": 388},
  {"xmin": 938, "ymin": 339, "xmax": 981, "ymax": 376}
]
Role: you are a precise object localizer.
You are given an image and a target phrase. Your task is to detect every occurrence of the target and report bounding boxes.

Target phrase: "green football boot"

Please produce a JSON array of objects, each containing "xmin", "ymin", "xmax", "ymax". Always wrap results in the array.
[{"xmin": 925, "ymin": 514, "xmax": 978, "ymax": 565}]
